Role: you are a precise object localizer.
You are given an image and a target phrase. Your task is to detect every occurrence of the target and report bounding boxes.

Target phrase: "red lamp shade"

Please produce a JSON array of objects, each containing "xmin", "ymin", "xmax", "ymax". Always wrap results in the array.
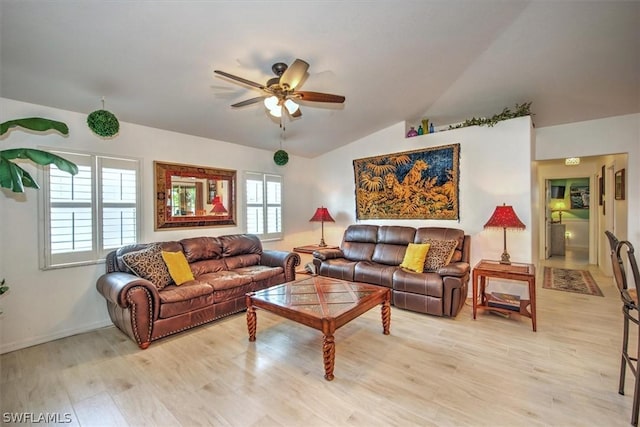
[
  {"xmin": 484, "ymin": 204, "xmax": 525, "ymax": 264},
  {"xmin": 484, "ymin": 204, "xmax": 525, "ymax": 230},
  {"xmin": 309, "ymin": 207, "xmax": 335, "ymax": 223},
  {"xmin": 210, "ymin": 196, "xmax": 228, "ymax": 214},
  {"xmin": 309, "ymin": 206, "xmax": 335, "ymax": 247}
]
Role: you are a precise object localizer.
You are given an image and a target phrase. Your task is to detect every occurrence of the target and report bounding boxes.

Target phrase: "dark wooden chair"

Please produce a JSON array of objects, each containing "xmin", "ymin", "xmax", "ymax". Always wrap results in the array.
[{"xmin": 606, "ymin": 230, "xmax": 640, "ymax": 425}]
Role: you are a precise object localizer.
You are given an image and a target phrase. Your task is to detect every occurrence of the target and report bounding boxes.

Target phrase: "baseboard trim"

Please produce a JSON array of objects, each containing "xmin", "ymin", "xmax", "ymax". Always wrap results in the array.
[{"xmin": 0, "ymin": 319, "xmax": 113, "ymax": 354}]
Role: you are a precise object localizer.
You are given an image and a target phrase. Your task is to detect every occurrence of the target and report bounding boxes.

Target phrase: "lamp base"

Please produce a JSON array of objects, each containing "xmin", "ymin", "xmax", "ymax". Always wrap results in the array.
[
  {"xmin": 500, "ymin": 251, "xmax": 511, "ymax": 265},
  {"xmin": 318, "ymin": 238, "xmax": 327, "ymax": 247}
]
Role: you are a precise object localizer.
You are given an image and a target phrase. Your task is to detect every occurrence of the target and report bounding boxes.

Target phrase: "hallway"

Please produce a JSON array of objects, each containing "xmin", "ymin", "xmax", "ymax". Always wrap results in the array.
[{"xmin": 544, "ymin": 247, "xmax": 590, "ymax": 269}]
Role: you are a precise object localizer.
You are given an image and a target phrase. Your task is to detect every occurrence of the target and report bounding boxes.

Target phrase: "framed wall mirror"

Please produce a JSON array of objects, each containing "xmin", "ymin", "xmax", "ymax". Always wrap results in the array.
[{"xmin": 154, "ymin": 161, "xmax": 236, "ymax": 230}]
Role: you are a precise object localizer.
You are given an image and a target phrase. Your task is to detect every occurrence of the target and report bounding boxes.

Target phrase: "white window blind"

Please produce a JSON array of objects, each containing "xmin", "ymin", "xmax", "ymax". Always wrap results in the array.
[
  {"xmin": 245, "ymin": 172, "xmax": 283, "ymax": 240},
  {"xmin": 41, "ymin": 151, "xmax": 140, "ymax": 268}
]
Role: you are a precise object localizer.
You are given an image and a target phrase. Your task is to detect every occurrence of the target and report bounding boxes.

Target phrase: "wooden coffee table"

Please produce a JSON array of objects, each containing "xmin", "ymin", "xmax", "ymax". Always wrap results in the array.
[{"xmin": 245, "ymin": 276, "xmax": 391, "ymax": 381}]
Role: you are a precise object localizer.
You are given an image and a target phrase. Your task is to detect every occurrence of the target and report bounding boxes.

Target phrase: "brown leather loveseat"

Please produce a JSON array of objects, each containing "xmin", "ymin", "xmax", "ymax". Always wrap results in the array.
[
  {"xmin": 312, "ymin": 225, "xmax": 470, "ymax": 317},
  {"xmin": 97, "ymin": 234, "xmax": 300, "ymax": 348}
]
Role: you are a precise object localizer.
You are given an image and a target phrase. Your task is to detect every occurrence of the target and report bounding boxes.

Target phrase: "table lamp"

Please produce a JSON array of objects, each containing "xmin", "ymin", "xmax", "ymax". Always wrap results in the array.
[
  {"xmin": 552, "ymin": 200, "xmax": 566, "ymax": 223},
  {"xmin": 484, "ymin": 203, "xmax": 525, "ymax": 264},
  {"xmin": 209, "ymin": 196, "xmax": 228, "ymax": 216},
  {"xmin": 309, "ymin": 206, "xmax": 335, "ymax": 247}
]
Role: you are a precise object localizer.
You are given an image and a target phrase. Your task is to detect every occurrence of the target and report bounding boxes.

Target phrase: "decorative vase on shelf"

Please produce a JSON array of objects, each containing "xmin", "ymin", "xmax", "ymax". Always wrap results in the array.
[
  {"xmin": 429, "ymin": 122, "xmax": 434, "ymax": 133},
  {"xmin": 406, "ymin": 127, "xmax": 418, "ymax": 137},
  {"xmin": 422, "ymin": 119, "xmax": 429, "ymax": 133},
  {"xmin": 417, "ymin": 125, "xmax": 424, "ymax": 135}
]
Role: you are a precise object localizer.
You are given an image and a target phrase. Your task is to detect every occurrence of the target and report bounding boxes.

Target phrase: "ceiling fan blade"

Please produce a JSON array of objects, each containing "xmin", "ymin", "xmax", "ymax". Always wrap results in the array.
[
  {"xmin": 231, "ymin": 97, "xmax": 265, "ymax": 108},
  {"xmin": 279, "ymin": 59, "xmax": 309, "ymax": 90},
  {"xmin": 295, "ymin": 91, "xmax": 345, "ymax": 103},
  {"xmin": 214, "ymin": 70, "xmax": 265, "ymax": 90}
]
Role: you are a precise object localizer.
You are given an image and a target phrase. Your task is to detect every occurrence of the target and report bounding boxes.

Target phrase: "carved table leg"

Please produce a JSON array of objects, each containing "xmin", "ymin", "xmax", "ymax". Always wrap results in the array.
[
  {"xmin": 323, "ymin": 334, "xmax": 335, "ymax": 381},
  {"xmin": 381, "ymin": 299, "xmax": 391, "ymax": 335},
  {"xmin": 246, "ymin": 305, "xmax": 257, "ymax": 342}
]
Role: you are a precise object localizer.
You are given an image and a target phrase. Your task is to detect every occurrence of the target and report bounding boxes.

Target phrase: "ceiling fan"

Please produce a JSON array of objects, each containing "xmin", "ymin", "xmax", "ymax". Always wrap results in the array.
[{"xmin": 214, "ymin": 59, "xmax": 345, "ymax": 119}]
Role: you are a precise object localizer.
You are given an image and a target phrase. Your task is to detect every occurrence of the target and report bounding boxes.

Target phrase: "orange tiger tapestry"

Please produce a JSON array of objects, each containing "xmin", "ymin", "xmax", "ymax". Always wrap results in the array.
[{"xmin": 353, "ymin": 144, "xmax": 460, "ymax": 220}]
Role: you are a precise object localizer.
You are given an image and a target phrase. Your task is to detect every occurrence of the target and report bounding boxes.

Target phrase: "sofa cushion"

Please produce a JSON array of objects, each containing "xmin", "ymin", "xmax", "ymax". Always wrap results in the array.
[
  {"xmin": 344, "ymin": 224, "xmax": 378, "ymax": 243},
  {"xmin": 399, "ymin": 243, "xmax": 430, "ymax": 273},
  {"xmin": 377, "ymin": 226, "xmax": 416, "ymax": 245},
  {"xmin": 196, "ymin": 271, "xmax": 254, "ymax": 303},
  {"xmin": 341, "ymin": 225, "xmax": 378, "ymax": 262},
  {"xmin": 122, "ymin": 243, "xmax": 173, "ymax": 289},
  {"xmin": 190, "ymin": 259, "xmax": 228, "ymax": 276},
  {"xmin": 180, "ymin": 237, "xmax": 223, "ymax": 262},
  {"xmin": 161, "ymin": 250, "xmax": 195, "ymax": 285},
  {"xmin": 342, "ymin": 242, "xmax": 376, "ymax": 262},
  {"xmin": 158, "ymin": 281, "xmax": 214, "ymax": 318},
  {"xmin": 224, "ymin": 253, "xmax": 261, "ymax": 270},
  {"xmin": 159, "ymin": 281, "xmax": 213, "ymax": 303},
  {"xmin": 318, "ymin": 258, "xmax": 358, "ymax": 281},
  {"xmin": 372, "ymin": 243, "xmax": 407, "ymax": 266},
  {"xmin": 354, "ymin": 261, "xmax": 397, "ymax": 287},
  {"xmin": 219, "ymin": 234, "xmax": 262, "ymax": 257},
  {"xmin": 422, "ymin": 239, "xmax": 458, "ymax": 272},
  {"xmin": 233, "ymin": 265, "xmax": 284, "ymax": 282}
]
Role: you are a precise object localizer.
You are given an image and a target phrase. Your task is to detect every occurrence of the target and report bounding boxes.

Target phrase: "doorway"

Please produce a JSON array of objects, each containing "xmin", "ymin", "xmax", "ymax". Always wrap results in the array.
[
  {"xmin": 545, "ymin": 177, "xmax": 590, "ymax": 264},
  {"xmin": 536, "ymin": 153, "xmax": 628, "ymax": 273}
]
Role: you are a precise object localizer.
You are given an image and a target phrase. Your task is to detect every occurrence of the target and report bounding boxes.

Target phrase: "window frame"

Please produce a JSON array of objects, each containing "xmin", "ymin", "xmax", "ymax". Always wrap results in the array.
[
  {"xmin": 244, "ymin": 171, "xmax": 283, "ymax": 241},
  {"xmin": 39, "ymin": 149, "xmax": 142, "ymax": 269}
]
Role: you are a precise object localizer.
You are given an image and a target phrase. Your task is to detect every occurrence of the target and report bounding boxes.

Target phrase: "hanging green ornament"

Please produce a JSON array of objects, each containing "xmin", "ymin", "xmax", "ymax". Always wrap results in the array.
[
  {"xmin": 273, "ymin": 149, "xmax": 289, "ymax": 166},
  {"xmin": 87, "ymin": 98, "xmax": 119, "ymax": 137}
]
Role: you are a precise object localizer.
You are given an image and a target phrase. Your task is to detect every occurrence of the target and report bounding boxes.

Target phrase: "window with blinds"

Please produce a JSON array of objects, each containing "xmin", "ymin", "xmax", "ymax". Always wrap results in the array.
[
  {"xmin": 245, "ymin": 172, "xmax": 283, "ymax": 240},
  {"xmin": 41, "ymin": 151, "xmax": 141, "ymax": 268}
]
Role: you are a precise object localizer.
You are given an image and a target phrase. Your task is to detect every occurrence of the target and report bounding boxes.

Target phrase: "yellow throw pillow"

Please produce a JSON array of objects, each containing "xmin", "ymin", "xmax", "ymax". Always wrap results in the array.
[
  {"xmin": 400, "ymin": 243, "xmax": 431, "ymax": 273},
  {"xmin": 161, "ymin": 250, "xmax": 195, "ymax": 285}
]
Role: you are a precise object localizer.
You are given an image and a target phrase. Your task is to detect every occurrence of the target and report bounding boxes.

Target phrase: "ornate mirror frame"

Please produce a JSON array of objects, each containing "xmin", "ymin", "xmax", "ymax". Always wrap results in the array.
[{"xmin": 154, "ymin": 161, "xmax": 237, "ymax": 230}]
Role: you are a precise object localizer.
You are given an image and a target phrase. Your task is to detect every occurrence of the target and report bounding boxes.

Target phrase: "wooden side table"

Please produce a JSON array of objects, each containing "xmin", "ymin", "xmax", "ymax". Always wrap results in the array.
[
  {"xmin": 293, "ymin": 245, "xmax": 340, "ymax": 275},
  {"xmin": 472, "ymin": 259, "xmax": 537, "ymax": 331},
  {"xmin": 293, "ymin": 244, "xmax": 339, "ymax": 254}
]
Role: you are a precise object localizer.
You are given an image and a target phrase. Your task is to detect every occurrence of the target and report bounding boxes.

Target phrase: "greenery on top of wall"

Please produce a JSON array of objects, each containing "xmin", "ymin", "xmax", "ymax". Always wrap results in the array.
[{"xmin": 448, "ymin": 102, "xmax": 533, "ymax": 130}]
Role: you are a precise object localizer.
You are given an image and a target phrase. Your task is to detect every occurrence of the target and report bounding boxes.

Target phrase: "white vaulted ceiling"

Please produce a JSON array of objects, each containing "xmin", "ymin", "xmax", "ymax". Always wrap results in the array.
[{"xmin": 1, "ymin": 1, "xmax": 638, "ymax": 158}]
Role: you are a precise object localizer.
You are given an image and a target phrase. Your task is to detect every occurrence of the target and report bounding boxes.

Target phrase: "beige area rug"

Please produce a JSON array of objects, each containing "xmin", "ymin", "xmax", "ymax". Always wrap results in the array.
[{"xmin": 543, "ymin": 267, "xmax": 604, "ymax": 296}]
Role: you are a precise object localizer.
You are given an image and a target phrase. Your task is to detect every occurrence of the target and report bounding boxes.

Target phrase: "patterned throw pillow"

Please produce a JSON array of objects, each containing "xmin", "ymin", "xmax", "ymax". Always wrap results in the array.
[
  {"xmin": 399, "ymin": 243, "xmax": 431, "ymax": 273},
  {"xmin": 122, "ymin": 243, "xmax": 173, "ymax": 290},
  {"xmin": 422, "ymin": 239, "xmax": 458, "ymax": 272}
]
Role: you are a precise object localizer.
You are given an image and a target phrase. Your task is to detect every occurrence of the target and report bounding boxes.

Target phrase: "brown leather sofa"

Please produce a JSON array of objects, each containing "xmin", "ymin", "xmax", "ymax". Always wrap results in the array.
[
  {"xmin": 312, "ymin": 225, "xmax": 470, "ymax": 317},
  {"xmin": 97, "ymin": 234, "xmax": 300, "ymax": 348}
]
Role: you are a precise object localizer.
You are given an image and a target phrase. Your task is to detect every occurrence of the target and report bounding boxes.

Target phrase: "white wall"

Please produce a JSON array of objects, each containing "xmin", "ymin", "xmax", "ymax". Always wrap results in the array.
[
  {"xmin": 563, "ymin": 219, "xmax": 589, "ymax": 249},
  {"xmin": 312, "ymin": 116, "xmax": 535, "ymax": 272},
  {"xmin": 0, "ymin": 98, "xmax": 317, "ymax": 353}
]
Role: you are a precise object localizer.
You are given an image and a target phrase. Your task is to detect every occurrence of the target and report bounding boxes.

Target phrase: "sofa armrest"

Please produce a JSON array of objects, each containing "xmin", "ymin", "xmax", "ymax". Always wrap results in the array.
[
  {"xmin": 437, "ymin": 262, "xmax": 470, "ymax": 278},
  {"xmin": 312, "ymin": 248, "xmax": 345, "ymax": 261},
  {"xmin": 96, "ymin": 272, "xmax": 160, "ymax": 310},
  {"xmin": 260, "ymin": 250, "xmax": 300, "ymax": 282}
]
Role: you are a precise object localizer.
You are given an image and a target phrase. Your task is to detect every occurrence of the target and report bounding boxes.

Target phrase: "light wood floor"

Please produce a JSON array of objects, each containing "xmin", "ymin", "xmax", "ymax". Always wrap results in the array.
[{"xmin": 1, "ymin": 254, "xmax": 636, "ymax": 426}]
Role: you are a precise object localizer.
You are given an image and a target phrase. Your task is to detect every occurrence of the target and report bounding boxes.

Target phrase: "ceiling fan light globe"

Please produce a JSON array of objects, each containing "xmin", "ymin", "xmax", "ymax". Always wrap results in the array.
[
  {"xmin": 269, "ymin": 106, "xmax": 282, "ymax": 118},
  {"xmin": 264, "ymin": 96, "xmax": 279, "ymax": 110},
  {"xmin": 284, "ymin": 99, "xmax": 299, "ymax": 114}
]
